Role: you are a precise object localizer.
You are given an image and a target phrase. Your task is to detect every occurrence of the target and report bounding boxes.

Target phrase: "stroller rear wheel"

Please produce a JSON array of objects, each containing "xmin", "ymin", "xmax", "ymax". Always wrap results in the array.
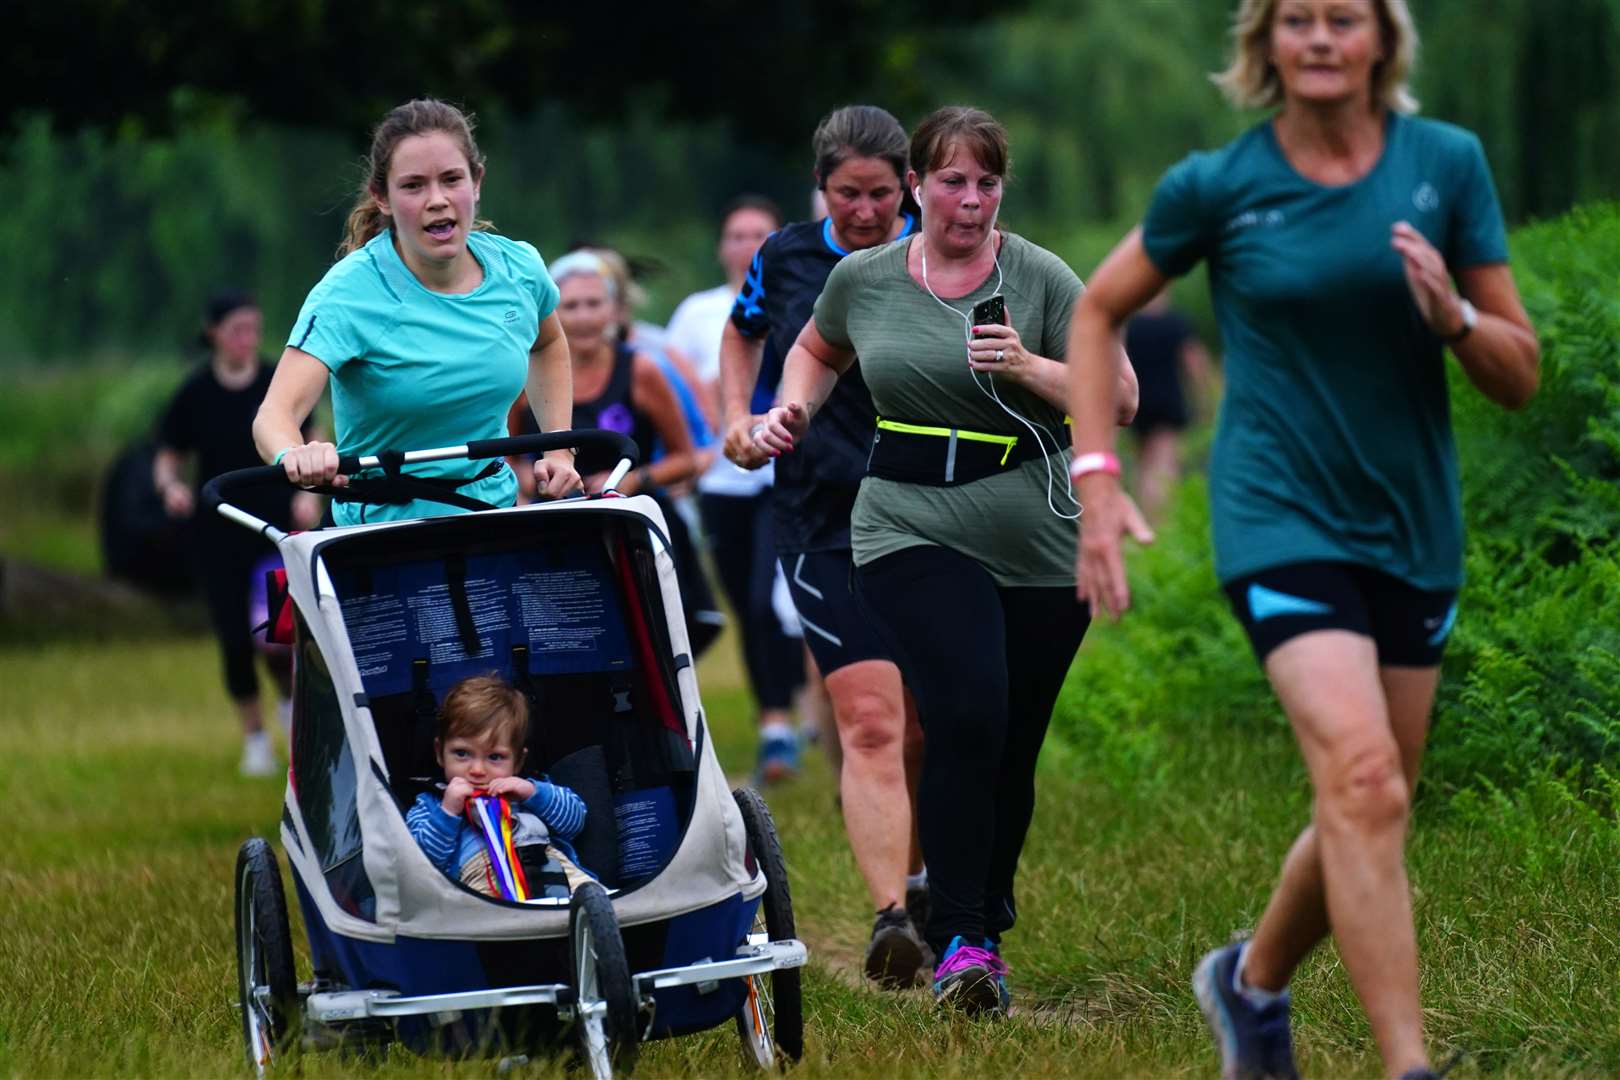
[
  {"xmin": 732, "ymin": 786, "xmax": 803, "ymax": 1068},
  {"xmin": 569, "ymin": 880, "xmax": 638, "ymax": 1078},
  {"xmin": 234, "ymin": 838, "xmax": 299, "ymax": 1077}
]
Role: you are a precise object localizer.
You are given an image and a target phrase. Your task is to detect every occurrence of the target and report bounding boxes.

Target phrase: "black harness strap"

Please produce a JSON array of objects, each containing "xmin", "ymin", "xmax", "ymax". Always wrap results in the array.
[
  {"xmin": 330, "ymin": 457, "xmax": 505, "ymax": 514},
  {"xmin": 444, "ymin": 554, "xmax": 484, "ymax": 658},
  {"xmin": 510, "ymin": 644, "xmax": 545, "ymax": 757}
]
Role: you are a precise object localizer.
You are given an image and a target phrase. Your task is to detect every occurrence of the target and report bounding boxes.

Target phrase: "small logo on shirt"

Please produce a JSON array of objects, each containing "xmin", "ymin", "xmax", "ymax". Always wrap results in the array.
[
  {"xmin": 504, "ymin": 309, "xmax": 518, "ymax": 322},
  {"xmin": 1412, "ymin": 182, "xmax": 1440, "ymax": 213},
  {"xmin": 1226, "ymin": 208, "xmax": 1286, "ymax": 231}
]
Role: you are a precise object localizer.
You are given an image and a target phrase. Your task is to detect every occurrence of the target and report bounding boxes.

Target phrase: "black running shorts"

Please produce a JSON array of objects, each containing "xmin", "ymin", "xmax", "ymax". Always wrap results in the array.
[
  {"xmin": 1223, "ymin": 561, "xmax": 1458, "ymax": 667},
  {"xmin": 780, "ymin": 549, "xmax": 891, "ymax": 676}
]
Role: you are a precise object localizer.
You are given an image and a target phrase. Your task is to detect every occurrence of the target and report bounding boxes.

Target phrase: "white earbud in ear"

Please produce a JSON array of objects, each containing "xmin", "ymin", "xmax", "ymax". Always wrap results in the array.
[{"xmin": 913, "ymin": 186, "xmax": 923, "ymax": 203}]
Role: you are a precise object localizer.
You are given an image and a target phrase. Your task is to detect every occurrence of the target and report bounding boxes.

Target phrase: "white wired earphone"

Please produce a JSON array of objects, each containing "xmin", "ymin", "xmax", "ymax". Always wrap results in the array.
[{"xmin": 918, "ymin": 235, "xmax": 1081, "ymax": 521}]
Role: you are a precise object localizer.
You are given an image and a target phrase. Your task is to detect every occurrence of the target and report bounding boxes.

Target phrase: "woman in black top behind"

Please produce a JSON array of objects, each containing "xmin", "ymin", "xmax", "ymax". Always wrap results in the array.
[{"xmin": 153, "ymin": 290, "xmax": 320, "ymax": 776}]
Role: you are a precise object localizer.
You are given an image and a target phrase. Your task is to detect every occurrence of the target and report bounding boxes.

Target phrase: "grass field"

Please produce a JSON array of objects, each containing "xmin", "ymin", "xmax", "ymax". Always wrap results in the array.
[{"xmin": 2, "ymin": 628, "xmax": 1617, "ymax": 1079}]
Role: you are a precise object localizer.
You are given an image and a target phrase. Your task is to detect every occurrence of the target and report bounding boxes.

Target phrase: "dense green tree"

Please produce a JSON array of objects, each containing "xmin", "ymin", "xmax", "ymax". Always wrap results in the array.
[
  {"xmin": 2, "ymin": 0, "xmax": 1024, "ymax": 145},
  {"xmin": 4, "ymin": 0, "xmax": 1616, "ymax": 360}
]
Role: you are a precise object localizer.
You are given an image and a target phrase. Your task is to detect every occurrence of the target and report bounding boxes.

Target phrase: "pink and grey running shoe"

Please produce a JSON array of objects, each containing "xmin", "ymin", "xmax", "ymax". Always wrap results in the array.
[{"xmin": 931, "ymin": 935, "xmax": 1009, "ymax": 1016}]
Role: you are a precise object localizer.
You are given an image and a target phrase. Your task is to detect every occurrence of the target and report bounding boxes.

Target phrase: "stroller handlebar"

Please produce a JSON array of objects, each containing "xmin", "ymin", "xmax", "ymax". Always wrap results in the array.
[{"xmin": 201, "ymin": 429, "xmax": 641, "ymax": 518}]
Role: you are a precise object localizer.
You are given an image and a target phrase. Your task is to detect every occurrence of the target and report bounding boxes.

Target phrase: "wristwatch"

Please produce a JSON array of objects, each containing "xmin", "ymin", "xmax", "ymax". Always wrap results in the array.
[{"xmin": 1441, "ymin": 298, "xmax": 1477, "ymax": 345}]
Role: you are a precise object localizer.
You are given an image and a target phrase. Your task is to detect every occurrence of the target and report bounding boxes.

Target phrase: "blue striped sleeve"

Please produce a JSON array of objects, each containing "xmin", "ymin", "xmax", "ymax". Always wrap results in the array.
[
  {"xmin": 729, "ymin": 242, "xmax": 771, "ymax": 339},
  {"xmin": 405, "ymin": 793, "xmax": 462, "ymax": 875},
  {"xmin": 523, "ymin": 778, "xmax": 586, "ymax": 841}
]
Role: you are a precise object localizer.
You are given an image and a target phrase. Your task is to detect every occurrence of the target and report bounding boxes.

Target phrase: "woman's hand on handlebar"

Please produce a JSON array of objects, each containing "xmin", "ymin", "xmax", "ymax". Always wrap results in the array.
[
  {"xmin": 531, "ymin": 448, "xmax": 583, "ymax": 500},
  {"xmin": 755, "ymin": 402, "xmax": 809, "ymax": 457},
  {"xmin": 279, "ymin": 441, "xmax": 346, "ymax": 488}
]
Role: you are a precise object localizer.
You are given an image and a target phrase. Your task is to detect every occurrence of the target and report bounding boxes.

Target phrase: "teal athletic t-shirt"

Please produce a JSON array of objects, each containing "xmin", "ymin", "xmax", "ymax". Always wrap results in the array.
[
  {"xmin": 1141, "ymin": 112, "xmax": 1508, "ymax": 590},
  {"xmin": 287, "ymin": 229, "xmax": 560, "ymax": 525}
]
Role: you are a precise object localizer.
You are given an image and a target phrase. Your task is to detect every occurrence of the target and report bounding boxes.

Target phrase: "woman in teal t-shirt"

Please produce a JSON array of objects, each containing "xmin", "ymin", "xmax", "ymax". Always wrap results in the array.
[
  {"xmin": 254, "ymin": 99, "xmax": 580, "ymax": 521},
  {"xmin": 1067, "ymin": 2, "xmax": 1539, "ymax": 1078}
]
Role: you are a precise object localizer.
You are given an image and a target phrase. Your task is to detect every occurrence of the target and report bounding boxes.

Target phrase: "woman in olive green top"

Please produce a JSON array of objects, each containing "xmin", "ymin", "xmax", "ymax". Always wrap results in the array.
[
  {"xmin": 757, "ymin": 106, "xmax": 1139, "ymax": 1015},
  {"xmin": 1068, "ymin": 2, "xmax": 1539, "ymax": 1077}
]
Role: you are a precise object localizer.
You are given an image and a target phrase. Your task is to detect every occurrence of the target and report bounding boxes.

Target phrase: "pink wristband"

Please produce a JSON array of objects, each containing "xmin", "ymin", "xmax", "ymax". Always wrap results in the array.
[{"xmin": 1068, "ymin": 451, "xmax": 1121, "ymax": 480}]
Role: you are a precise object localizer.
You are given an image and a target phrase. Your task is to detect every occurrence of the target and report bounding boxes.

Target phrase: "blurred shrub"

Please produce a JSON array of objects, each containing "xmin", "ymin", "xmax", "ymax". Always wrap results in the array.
[
  {"xmin": 1057, "ymin": 202, "xmax": 1620, "ymax": 799},
  {"xmin": 1429, "ymin": 202, "xmax": 1620, "ymax": 791},
  {"xmin": 0, "ymin": 360, "xmax": 186, "ymax": 502}
]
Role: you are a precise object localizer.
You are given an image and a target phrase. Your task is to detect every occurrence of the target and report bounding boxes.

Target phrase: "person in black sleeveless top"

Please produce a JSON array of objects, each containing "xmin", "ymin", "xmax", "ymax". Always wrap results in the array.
[{"xmin": 545, "ymin": 252, "xmax": 718, "ymax": 657}]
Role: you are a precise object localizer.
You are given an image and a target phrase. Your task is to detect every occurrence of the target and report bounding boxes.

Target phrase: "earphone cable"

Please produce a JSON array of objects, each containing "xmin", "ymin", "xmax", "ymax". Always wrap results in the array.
[{"xmin": 919, "ymin": 240, "xmax": 1080, "ymax": 521}]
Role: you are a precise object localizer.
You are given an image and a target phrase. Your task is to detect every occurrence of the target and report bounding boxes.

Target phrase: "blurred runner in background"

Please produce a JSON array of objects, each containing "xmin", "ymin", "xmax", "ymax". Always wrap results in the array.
[
  {"xmin": 1124, "ymin": 289, "xmax": 1212, "ymax": 523},
  {"xmin": 154, "ymin": 289, "xmax": 319, "ymax": 775}
]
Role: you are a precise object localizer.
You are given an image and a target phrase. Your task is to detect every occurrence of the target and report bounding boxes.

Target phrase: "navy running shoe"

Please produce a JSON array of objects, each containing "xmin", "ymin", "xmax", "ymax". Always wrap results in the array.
[
  {"xmin": 1192, "ymin": 941, "xmax": 1299, "ymax": 1080},
  {"xmin": 754, "ymin": 728, "xmax": 800, "ymax": 784}
]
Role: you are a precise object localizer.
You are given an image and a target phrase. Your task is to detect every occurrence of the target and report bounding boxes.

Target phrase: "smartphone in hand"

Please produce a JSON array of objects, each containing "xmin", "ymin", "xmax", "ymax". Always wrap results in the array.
[{"xmin": 970, "ymin": 294, "xmax": 1007, "ymax": 330}]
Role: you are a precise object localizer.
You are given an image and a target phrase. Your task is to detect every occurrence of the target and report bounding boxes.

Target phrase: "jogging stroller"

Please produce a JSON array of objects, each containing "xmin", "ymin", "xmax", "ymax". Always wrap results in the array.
[{"xmin": 206, "ymin": 431, "xmax": 806, "ymax": 1078}]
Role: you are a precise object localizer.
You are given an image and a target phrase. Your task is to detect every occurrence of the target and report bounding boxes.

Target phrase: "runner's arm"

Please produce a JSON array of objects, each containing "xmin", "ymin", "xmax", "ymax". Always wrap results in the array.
[
  {"xmin": 719, "ymin": 320, "xmax": 771, "ymax": 469},
  {"xmin": 254, "ymin": 348, "xmax": 344, "ymax": 487},
  {"xmin": 628, "ymin": 352, "xmax": 699, "ymax": 493},
  {"xmin": 151, "ymin": 446, "xmax": 194, "ymax": 517},
  {"xmin": 754, "ymin": 318, "xmax": 853, "ymax": 455},
  {"xmin": 527, "ymin": 312, "xmax": 582, "ymax": 498},
  {"xmin": 1068, "ymin": 227, "xmax": 1170, "ymax": 617},
  {"xmin": 1449, "ymin": 264, "xmax": 1540, "ymax": 409}
]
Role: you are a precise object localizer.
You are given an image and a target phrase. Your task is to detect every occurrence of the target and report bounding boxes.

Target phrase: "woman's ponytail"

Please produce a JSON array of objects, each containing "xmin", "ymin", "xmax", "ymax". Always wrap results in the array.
[{"xmin": 337, "ymin": 196, "xmax": 386, "ymax": 259}]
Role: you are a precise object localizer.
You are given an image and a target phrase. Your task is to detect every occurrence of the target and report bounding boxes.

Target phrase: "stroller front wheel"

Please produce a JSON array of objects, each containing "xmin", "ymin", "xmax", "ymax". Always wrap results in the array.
[
  {"xmin": 234, "ymin": 838, "xmax": 299, "ymax": 1077},
  {"xmin": 732, "ymin": 786, "xmax": 803, "ymax": 1069},
  {"xmin": 569, "ymin": 880, "xmax": 638, "ymax": 1078}
]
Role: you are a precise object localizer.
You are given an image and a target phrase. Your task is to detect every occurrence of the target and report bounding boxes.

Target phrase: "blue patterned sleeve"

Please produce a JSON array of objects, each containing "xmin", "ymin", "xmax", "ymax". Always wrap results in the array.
[
  {"xmin": 521, "ymin": 778, "xmax": 587, "ymax": 841},
  {"xmin": 729, "ymin": 239, "xmax": 774, "ymax": 339},
  {"xmin": 404, "ymin": 792, "xmax": 462, "ymax": 875}
]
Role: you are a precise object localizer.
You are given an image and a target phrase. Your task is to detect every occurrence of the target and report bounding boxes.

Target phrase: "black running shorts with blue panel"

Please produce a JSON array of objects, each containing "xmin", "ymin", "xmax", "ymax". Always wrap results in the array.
[{"xmin": 1223, "ymin": 561, "xmax": 1458, "ymax": 667}]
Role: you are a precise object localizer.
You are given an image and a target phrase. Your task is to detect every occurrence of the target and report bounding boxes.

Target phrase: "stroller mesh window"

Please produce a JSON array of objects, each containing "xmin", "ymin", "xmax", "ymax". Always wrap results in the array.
[{"xmin": 291, "ymin": 613, "xmax": 377, "ymax": 920}]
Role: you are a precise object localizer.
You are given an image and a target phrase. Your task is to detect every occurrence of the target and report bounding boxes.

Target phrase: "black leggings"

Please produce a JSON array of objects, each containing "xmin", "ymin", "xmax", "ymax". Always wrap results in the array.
[
  {"xmin": 194, "ymin": 525, "xmax": 286, "ymax": 702},
  {"xmin": 856, "ymin": 544, "xmax": 1088, "ymax": 951},
  {"xmin": 698, "ymin": 492, "xmax": 803, "ymax": 711}
]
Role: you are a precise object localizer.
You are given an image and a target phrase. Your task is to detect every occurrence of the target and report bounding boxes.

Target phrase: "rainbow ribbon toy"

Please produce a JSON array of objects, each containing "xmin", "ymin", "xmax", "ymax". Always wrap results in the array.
[{"xmin": 466, "ymin": 794, "xmax": 530, "ymax": 901}]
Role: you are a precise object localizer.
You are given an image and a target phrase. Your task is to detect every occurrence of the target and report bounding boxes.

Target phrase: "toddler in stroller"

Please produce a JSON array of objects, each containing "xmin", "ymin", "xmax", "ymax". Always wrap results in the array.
[{"xmin": 405, "ymin": 673, "xmax": 596, "ymax": 899}]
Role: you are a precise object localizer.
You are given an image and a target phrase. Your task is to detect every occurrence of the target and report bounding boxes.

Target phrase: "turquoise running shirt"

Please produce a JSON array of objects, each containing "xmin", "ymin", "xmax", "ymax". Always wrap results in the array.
[
  {"xmin": 287, "ymin": 229, "xmax": 560, "ymax": 525},
  {"xmin": 1142, "ymin": 112, "xmax": 1508, "ymax": 590}
]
